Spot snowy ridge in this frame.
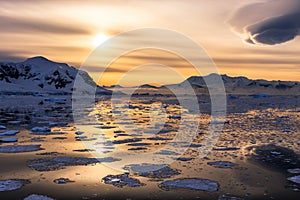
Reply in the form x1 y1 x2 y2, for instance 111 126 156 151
0 56 110 95
168 73 300 95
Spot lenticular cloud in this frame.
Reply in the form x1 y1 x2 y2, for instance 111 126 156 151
228 0 300 45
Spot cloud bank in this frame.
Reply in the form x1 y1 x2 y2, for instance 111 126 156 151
228 0 300 45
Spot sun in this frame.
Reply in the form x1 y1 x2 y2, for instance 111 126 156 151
93 33 108 46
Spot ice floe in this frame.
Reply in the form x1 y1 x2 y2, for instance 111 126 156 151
213 147 240 151
0 130 19 136
218 194 244 200
112 138 142 144
0 179 30 192
27 156 120 171
53 178 75 184
176 157 193 161
0 145 43 153
287 175 300 184
0 137 18 143
207 161 238 168
102 174 145 187
287 168 300 174
23 194 54 200
124 163 180 179
31 126 51 132
160 178 219 192
0 125 6 129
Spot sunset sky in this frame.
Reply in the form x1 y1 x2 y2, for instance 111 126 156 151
0 0 300 85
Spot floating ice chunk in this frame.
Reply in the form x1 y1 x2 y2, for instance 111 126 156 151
43 98 67 103
27 156 120 171
53 178 75 184
0 137 18 143
128 147 147 151
176 157 193 161
0 145 43 153
75 131 84 135
96 125 117 129
207 161 238 168
102 174 144 187
49 122 58 127
8 121 21 125
0 179 30 192
213 147 240 151
218 194 244 200
168 115 181 119
0 130 19 136
160 178 219 192
155 150 180 156
124 163 180 178
148 137 171 141
0 125 6 129
189 143 204 148
287 168 300 174
287 175 300 184
31 131 65 136
73 149 95 152
270 151 281 155
31 126 51 133
23 194 54 200
112 138 142 144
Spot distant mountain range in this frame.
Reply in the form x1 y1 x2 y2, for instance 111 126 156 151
0 56 110 95
107 73 300 95
1 56 299 95
179 73 300 94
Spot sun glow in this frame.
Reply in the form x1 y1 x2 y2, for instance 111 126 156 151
93 33 108 46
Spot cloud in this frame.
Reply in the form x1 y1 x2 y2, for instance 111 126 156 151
228 0 300 45
0 15 90 35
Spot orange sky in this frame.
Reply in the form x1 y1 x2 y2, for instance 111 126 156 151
0 0 299 86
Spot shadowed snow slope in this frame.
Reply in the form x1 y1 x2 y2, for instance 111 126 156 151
0 56 111 95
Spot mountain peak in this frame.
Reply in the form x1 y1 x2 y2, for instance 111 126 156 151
25 56 52 62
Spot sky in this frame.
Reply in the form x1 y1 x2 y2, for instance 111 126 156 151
0 0 300 86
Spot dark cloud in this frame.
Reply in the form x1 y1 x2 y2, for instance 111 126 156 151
228 0 300 45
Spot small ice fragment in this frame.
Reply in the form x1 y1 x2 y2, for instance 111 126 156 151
23 194 54 200
287 175 300 184
0 130 19 136
0 137 18 143
31 126 51 132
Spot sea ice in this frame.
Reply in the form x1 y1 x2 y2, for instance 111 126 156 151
0 125 6 129
0 179 30 192
287 168 300 174
0 145 43 153
23 194 54 200
0 130 19 136
27 156 120 171
102 174 144 187
160 178 219 192
218 194 244 200
53 178 75 184
207 161 239 168
0 137 18 143
287 175 300 184
31 126 51 132
124 163 180 178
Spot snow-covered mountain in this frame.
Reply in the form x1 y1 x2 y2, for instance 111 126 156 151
0 56 111 95
168 73 300 95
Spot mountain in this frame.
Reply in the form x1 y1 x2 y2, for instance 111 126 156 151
166 73 300 95
0 56 111 95
139 84 159 89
